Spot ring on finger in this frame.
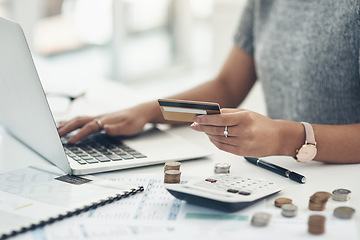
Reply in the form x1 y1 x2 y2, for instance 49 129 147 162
94 119 103 131
224 126 228 137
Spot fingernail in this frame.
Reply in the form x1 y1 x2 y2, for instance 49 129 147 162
190 122 199 130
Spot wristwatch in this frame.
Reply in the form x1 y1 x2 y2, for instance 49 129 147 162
294 122 317 163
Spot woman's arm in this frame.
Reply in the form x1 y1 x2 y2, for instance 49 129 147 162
58 46 257 143
148 45 257 123
191 109 360 164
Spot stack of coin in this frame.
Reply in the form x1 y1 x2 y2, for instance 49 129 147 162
332 188 351 202
333 207 356 219
214 163 231 174
164 170 181 184
308 215 326 235
281 203 298 217
308 192 332 211
164 161 181 172
251 212 272 227
274 197 292 208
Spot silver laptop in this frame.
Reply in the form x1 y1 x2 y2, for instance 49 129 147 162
0 17 210 175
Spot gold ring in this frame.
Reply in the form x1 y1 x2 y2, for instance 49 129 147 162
224 126 228 137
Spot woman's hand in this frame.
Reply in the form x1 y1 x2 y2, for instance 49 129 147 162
57 103 157 143
190 108 302 157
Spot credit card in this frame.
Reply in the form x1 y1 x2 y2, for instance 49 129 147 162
158 99 220 122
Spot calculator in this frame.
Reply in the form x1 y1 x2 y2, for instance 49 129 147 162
165 174 282 212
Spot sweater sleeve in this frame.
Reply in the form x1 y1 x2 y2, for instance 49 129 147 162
234 0 255 56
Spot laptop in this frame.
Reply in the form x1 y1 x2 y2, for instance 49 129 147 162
0 16 211 175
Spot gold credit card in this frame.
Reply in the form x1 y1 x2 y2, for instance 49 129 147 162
158 99 221 122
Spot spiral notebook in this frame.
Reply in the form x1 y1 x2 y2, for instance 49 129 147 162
0 166 144 240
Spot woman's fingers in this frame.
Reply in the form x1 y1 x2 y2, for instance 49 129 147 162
57 105 150 143
194 108 245 126
57 116 95 137
67 120 103 143
191 122 238 137
190 108 282 157
208 136 240 155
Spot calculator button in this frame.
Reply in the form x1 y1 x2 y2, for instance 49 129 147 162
205 178 217 183
227 189 239 194
239 191 251 196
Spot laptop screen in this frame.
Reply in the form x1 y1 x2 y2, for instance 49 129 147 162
0 17 71 174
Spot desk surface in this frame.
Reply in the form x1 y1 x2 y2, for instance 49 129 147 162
0 78 359 239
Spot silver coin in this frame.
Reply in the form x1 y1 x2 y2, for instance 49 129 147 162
281 203 297 212
333 189 351 195
333 206 355 219
214 162 231 174
332 188 351 202
282 211 297 217
281 204 298 217
251 212 271 227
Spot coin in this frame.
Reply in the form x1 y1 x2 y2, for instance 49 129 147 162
281 203 297 217
333 206 356 219
164 161 181 172
332 188 351 202
308 215 326 235
308 192 331 211
251 212 272 227
308 201 325 211
274 197 292 208
214 163 231 174
310 192 332 203
164 170 181 184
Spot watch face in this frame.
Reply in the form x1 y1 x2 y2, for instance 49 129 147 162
297 144 317 163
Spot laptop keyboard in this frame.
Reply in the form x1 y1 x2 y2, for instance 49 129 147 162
62 133 147 165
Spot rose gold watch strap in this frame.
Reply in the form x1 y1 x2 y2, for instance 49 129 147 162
301 122 316 145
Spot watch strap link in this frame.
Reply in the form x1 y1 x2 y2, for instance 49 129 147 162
301 122 316 145
294 122 317 163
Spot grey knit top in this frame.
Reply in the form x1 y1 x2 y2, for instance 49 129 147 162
234 0 360 125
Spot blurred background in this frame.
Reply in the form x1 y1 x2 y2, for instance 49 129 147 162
0 0 265 117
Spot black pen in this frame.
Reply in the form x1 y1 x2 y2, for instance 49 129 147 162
244 157 306 184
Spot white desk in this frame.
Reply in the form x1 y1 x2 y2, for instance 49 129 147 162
0 78 359 239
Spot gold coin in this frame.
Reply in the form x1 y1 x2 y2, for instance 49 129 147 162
308 215 326 235
308 201 326 211
274 197 292 208
164 170 181 184
310 192 332 203
164 161 181 172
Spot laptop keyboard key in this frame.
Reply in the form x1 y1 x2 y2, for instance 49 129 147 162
96 156 111 162
85 159 99 164
108 154 122 161
122 155 135 160
77 160 88 165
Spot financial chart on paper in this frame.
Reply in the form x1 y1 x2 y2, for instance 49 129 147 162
81 175 184 221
